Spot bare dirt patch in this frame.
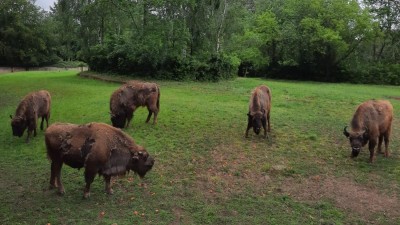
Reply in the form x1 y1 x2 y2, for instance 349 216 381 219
194 143 277 199
282 175 400 219
79 72 127 84
387 96 400 101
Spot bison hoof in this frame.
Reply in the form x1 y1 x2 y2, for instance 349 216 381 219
57 190 65 196
83 192 90 199
106 189 114 195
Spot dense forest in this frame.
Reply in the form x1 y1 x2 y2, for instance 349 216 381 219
0 0 399 84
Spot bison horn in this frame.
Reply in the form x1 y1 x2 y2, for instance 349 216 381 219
343 126 350 137
363 126 369 133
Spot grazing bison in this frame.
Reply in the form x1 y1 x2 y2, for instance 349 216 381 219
343 100 393 163
110 81 160 128
10 90 51 143
45 122 155 198
245 85 272 138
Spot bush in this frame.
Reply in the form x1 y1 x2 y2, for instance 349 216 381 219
86 45 238 82
345 63 400 85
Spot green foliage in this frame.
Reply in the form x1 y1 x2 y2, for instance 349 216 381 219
51 61 87 68
0 0 58 67
2 0 400 84
345 63 400 85
87 36 238 81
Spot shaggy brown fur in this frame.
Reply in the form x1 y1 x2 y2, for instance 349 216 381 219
245 85 271 138
110 81 160 128
45 122 154 198
343 100 393 163
10 90 51 143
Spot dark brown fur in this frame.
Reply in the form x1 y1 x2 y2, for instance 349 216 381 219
343 100 393 163
245 85 272 138
110 81 160 128
10 90 51 142
45 122 154 198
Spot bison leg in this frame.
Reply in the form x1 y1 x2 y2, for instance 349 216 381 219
377 135 383 154
147 105 159 124
46 111 50 128
384 132 390 157
50 161 65 194
245 118 252 138
368 140 377 163
32 115 38 137
125 109 134 128
83 168 97 199
104 175 113 195
40 116 45 130
267 111 271 132
153 111 159 124
146 111 152 123
262 117 267 138
26 129 32 143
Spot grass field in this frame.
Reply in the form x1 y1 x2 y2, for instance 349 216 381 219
0 71 399 224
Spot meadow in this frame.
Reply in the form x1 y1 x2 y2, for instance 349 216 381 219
0 71 399 225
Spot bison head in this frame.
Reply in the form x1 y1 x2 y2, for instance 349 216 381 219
10 116 27 137
130 150 154 178
248 110 265 135
343 126 369 158
110 112 126 128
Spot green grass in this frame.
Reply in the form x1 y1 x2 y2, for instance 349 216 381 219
0 71 399 224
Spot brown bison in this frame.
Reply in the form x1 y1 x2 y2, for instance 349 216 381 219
245 85 272 138
10 90 51 143
343 100 393 163
45 122 155 198
110 81 160 128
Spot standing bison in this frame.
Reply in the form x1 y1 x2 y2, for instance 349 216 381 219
245 85 272 138
343 100 393 163
45 122 155 198
110 81 160 128
10 90 51 143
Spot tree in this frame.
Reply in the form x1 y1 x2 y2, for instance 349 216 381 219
0 0 57 67
363 0 400 62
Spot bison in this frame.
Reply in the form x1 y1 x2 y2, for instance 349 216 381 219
343 100 393 163
45 122 155 198
245 85 272 138
110 81 160 128
10 90 51 143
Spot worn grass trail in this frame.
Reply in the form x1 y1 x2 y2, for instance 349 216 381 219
0 71 399 224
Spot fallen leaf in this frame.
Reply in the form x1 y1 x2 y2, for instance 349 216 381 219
99 211 105 218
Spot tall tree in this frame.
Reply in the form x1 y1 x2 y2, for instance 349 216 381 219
0 0 57 67
364 0 400 62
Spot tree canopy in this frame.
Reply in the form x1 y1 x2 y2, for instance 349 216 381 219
1 0 399 84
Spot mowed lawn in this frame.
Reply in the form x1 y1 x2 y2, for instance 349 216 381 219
0 71 399 224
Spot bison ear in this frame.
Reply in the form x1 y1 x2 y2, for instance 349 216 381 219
343 126 350 138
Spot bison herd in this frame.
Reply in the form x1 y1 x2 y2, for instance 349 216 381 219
9 81 394 198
